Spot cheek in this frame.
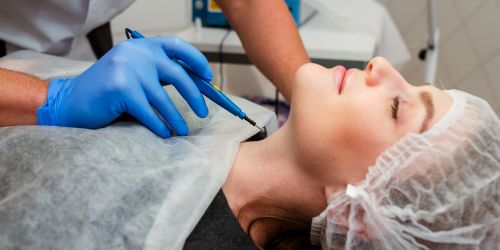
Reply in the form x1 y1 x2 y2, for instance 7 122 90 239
289 82 398 182
335 117 387 159
328 99 396 181
288 99 340 178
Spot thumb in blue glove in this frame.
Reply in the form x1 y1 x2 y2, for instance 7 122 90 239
37 37 213 138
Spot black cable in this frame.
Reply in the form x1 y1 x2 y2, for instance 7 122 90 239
0 39 6 58
125 28 132 39
219 28 232 90
275 88 280 117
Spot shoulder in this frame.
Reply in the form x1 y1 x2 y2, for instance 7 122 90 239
184 190 258 250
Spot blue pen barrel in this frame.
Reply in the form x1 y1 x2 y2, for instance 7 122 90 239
126 28 250 122
195 77 247 119
182 67 247 120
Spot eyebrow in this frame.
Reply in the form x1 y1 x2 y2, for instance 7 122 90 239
419 91 435 133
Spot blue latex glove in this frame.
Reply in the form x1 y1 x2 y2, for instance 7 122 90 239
37 37 212 138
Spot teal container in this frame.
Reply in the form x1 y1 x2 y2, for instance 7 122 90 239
192 0 302 27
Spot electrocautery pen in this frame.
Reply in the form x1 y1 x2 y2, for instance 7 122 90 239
125 28 265 133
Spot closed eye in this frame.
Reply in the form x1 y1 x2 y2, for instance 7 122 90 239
391 97 399 119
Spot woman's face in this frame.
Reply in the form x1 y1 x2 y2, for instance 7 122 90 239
289 57 452 187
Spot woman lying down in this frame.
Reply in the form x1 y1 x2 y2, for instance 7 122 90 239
0 56 499 250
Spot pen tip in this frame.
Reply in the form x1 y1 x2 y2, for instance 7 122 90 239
256 126 266 134
244 116 265 133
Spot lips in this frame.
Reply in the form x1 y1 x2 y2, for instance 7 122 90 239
334 66 357 94
343 68 356 91
334 66 346 94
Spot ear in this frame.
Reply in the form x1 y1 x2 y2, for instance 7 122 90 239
328 203 370 241
350 206 370 240
325 196 372 242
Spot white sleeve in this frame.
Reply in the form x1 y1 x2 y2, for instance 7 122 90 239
0 0 134 56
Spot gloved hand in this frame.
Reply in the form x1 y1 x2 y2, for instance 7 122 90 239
37 37 212 138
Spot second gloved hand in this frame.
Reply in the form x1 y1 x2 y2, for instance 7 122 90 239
37 37 213 138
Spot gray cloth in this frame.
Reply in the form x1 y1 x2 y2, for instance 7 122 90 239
0 50 277 249
184 190 258 250
0 97 276 250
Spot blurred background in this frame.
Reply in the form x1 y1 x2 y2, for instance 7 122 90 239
110 0 500 116
378 0 500 116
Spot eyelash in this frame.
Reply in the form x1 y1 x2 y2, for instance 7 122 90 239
391 97 400 119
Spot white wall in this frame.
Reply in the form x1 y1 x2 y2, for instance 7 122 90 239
377 0 500 116
111 0 190 41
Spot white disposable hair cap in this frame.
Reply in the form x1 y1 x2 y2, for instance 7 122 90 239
311 90 500 250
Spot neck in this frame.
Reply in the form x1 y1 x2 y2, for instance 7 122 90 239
222 123 327 245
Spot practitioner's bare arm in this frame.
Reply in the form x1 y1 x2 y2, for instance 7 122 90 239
216 0 310 102
0 68 48 126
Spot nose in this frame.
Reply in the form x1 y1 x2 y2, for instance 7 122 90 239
364 57 393 87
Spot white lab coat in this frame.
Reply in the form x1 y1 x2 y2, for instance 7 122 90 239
0 0 135 61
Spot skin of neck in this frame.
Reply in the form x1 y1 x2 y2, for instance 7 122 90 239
222 123 333 245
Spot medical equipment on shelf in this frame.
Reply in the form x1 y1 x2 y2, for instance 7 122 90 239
192 0 302 27
419 0 439 84
125 28 265 134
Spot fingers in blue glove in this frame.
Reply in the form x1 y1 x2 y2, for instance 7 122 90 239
154 37 213 82
156 59 209 118
125 90 172 138
143 79 189 136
